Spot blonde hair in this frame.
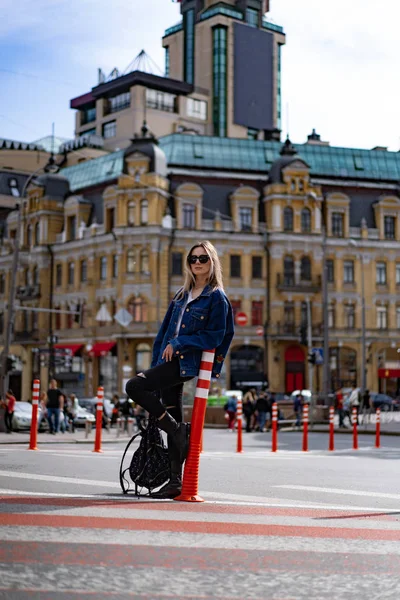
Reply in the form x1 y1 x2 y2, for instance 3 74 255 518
176 240 224 300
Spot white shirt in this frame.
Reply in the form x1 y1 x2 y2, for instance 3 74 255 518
174 291 193 337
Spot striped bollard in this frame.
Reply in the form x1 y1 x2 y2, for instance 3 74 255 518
236 395 243 453
28 379 40 451
175 349 215 503
302 404 309 452
93 386 104 453
328 406 335 452
352 406 358 450
375 407 381 449
271 402 278 452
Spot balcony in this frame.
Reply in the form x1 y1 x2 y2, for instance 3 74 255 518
269 322 323 340
276 274 321 294
16 285 40 300
14 329 40 343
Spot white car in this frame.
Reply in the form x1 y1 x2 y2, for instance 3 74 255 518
289 390 312 404
12 402 57 431
73 406 96 427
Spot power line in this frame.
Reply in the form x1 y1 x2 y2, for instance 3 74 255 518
0 68 75 88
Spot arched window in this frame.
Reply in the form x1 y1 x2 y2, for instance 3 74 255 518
128 201 135 226
127 249 136 273
136 343 151 372
300 256 311 281
140 249 149 274
283 256 294 286
283 206 293 232
127 297 148 322
34 222 40 245
68 262 75 285
301 208 311 233
140 199 148 225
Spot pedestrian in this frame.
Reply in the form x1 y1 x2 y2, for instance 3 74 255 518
224 395 237 431
68 393 79 433
362 389 371 423
293 393 303 428
46 379 64 434
243 389 256 432
348 384 360 425
335 387 347 428
256 391 270 432
4 390 16 434
37 391 48 431
125 240 234 499
111 393 121 427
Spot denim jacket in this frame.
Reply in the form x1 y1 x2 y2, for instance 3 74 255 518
151 285 235 378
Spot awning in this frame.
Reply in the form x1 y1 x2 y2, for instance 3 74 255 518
378 368 400 379
90 342 116 357
54 344 83 356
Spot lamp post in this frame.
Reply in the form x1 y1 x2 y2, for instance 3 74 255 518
1 158 59 399
349 239 366 393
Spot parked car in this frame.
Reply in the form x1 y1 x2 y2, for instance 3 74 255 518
73 406 96 427
370 393 400 412
78 397 113 427
11 402 63 432
289 390 312 404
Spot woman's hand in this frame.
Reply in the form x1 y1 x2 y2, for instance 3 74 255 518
162 344 174 362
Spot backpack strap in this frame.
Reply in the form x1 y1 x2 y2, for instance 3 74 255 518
119 430 142 494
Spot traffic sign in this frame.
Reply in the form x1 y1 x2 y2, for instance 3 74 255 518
312 347 324 365
235 312 248 326
256 326 264 336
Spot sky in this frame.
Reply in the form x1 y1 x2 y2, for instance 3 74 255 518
1 0 400 150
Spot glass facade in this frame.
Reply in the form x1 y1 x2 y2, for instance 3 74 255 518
184 9 195 84
213 26 227 137
246 8 259 27
165 46 170 77
276 44 282 130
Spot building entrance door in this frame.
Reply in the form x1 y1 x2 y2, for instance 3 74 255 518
285 346 305 393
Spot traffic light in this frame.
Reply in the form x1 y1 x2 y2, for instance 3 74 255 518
308 352 316 365
74 303 84 327
6 356 17 373
300 324 307 346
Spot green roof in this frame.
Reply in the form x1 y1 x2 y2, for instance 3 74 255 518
159 134 400 182
61 149 124 192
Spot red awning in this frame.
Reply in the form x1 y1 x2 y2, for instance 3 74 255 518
378 368 400 379
54 344 83 356
90 342 116 357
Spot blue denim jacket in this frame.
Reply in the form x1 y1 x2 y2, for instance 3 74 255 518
151 285 235 378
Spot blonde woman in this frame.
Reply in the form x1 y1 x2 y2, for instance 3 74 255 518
126 240 234 498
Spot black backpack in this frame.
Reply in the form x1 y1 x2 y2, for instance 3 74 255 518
119 415 170 496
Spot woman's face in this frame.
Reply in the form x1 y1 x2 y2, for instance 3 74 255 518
188 246 211 279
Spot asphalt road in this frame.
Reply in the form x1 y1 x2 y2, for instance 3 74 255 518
1 429 400 599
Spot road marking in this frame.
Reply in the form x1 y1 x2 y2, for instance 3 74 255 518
275 485 400 500
0 470 118 489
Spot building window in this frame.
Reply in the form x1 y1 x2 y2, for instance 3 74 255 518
80 260 87 283
328 304 335 328
252 256 262 279
230 300 241 319
112 255 118 278
230 255 241 278
140 199 148 225
127 297 148 323
384 216 396 239
172 252 183 276
56 264 62 287
187 98 207 120
283 206 293 232
247 128 258 140
184 8 195 84
377 306 387 329
300 256 311 281
213 26 227 137
26 224 32 247
108 92 130 114
0 274 4 295
8 178 20 197
165 46 170 77
283 302 295 332
81 105 96 125
140 249 149 274
24 268 30 286
105 208 115 232
128 201 135 226
146 89 177 112
251 301 263 326
327 259 334 283
246 7 259 27
301 208 311 233
32 266 39 286
238 207 252 232
396 264 400 285
68 262 75 285
136 343 151 372
376 262 387 285
67 215 76 241
345 305 355 329
127 249 136 273
301 301 308 325
182 204 195 229
331 212 344 237
396 307 400 330
33 222 40 245
343 260 354 283
100 256 107 281
102 120 116 139
283 256 294 286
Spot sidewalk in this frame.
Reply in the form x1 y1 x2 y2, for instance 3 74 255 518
281 412 400 436
0 428 135 445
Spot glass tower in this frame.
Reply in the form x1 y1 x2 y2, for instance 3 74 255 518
184 8 195 84
213 26 227 137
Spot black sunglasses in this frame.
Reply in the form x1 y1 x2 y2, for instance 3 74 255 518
188 254 210 264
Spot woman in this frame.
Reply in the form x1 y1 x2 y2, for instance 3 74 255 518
126 240 234 499
4 390 16 434
243 389 257 432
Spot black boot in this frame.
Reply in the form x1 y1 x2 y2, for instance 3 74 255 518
157 412 190 465
151 443 182 499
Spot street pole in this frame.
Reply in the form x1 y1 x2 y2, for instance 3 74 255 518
360 253 367 394
322 220 330 403
306 297 314 427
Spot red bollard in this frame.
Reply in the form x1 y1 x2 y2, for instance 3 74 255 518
93 386 104 453
175 349 215 503
236 395 243 453
28 380 40 451
328 406 335 452
375 408 381 449
352 406 358 450
271 402 278 452
302 404 309 452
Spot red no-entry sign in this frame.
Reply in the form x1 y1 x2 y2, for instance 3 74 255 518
235 312 248 326
256 326 264 336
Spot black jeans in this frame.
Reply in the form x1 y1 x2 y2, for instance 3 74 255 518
5 411 13 432
125 358 194 422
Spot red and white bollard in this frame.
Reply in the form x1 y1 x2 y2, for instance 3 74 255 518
375 407 381 449
328 406 335 452
302 404 309 452
352 406 358 450
236 395 243 453
271 402 278 452
93 386 104 453
28 379 40 451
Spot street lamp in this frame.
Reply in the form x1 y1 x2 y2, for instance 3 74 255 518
349 239 367 394
1 157 59 398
